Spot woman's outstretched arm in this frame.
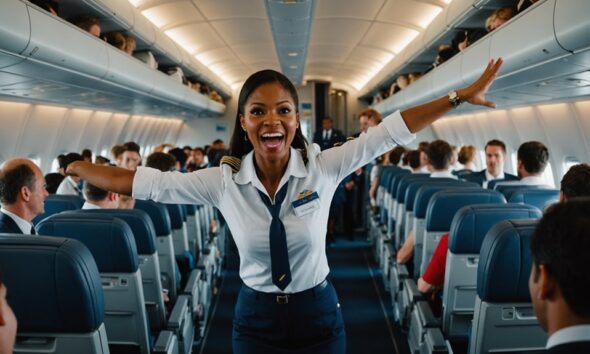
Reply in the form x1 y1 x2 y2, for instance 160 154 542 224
66 162 135 195
401 58 503 133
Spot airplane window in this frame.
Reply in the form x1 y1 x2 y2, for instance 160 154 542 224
564 157 581 173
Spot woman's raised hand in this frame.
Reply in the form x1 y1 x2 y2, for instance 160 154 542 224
459 58 503 108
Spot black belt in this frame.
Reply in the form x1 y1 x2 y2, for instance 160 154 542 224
242 279 329 304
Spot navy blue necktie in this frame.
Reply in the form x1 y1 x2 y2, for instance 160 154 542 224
258 182 291 291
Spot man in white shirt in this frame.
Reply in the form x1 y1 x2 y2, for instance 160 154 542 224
82 182 119 210
0 159 48 234
56 153 83 196
529 200 590 353
495 141 552 188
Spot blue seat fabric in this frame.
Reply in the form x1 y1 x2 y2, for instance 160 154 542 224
135 200 172 236
508 189 559 210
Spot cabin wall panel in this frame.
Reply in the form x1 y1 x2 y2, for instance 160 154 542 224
78 111 114 154
572 101 590 162
0 102 32 161
97 113 131 156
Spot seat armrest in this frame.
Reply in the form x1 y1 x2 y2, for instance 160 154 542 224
168 294 195 354
168 295 190 331
424 328 451 353
153 330 179 354
182 269 201 316
403 279 424 303
416 301 440 328
397 263 409 279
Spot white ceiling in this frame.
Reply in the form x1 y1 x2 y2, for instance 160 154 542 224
130 0 450 92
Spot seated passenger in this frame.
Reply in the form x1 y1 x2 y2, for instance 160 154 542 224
30 0 58 16
418 141 431 173
44 172 65 194
69 15 101 38
81 148 92 163
498 141 550 187
453 144 476 176
94 155 110 166
119 142 141 209
111 144 125 167
186 147 207 172
396 140 455 264
0 159 48 234
82 183 119 210
416 162 590 294
529 199 590 353
463 139 518 187
487 7 516 32
146 152 176 172
56 153 83 196
405 150 422 173
0 274 17 354
168 148 188 172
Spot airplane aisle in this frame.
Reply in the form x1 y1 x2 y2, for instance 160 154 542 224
200 236 409 354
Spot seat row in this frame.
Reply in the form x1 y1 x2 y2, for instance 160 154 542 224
369 166 559 353
0 195 224 354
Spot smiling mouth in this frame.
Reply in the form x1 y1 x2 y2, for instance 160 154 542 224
260 132 285 149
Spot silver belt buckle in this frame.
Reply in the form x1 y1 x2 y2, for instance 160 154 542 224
276 295 289 304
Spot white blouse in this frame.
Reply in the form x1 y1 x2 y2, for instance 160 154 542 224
133 110 415 293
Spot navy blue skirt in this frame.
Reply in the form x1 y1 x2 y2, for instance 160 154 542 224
232 279 346 353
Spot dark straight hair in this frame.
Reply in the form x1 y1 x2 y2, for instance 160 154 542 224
229 70 308 159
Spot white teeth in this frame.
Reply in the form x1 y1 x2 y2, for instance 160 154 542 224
262 132 284 138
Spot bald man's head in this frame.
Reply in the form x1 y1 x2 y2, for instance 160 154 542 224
0 159 47 220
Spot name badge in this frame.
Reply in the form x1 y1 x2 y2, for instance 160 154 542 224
291 190 320 217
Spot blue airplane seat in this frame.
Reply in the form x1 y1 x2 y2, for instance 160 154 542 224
36 216 151 353
470 219 547 353
32 194 84 225
0 235 108 354
495 184 545 200
508 188 560 211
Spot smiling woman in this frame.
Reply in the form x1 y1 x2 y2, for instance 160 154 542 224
66 58 502 354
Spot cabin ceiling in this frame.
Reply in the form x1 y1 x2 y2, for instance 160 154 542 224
130 0 449 91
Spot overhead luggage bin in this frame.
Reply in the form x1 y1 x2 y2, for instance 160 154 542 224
0 1 30 69
105 43 156 95
431 55 463 100
153 30 182 66
423 7 449 49
460 35 491 88
132 8 157 47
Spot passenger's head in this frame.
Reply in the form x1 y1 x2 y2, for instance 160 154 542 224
458 145 476 166
212 139 225 150
229 69 306 161
111 144 125 167
425 140 453 171
84 183 118 209
104 32 127 51
146 152 176 172
70 15 101 37
321 117 333 130
484 139 507 177
125 36 136 55
0 273 17 354
94 156 110 166
168 148 187 171
529 199 590 334
388 146 407 166
81 149 92 163
44 172 65 194
122 141 141 171
517 141 549 177
488 7 515 31
559 163 590 202
193 147 205 166
396 75 409 90
406 150 422 171
0 159 48 221
358 109 382 133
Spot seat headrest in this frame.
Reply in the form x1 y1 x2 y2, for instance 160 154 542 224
425 190 506 229
396 174 431 202
508 189 559 210
0 235 104 333
165 204 184 229
134 200 172 236
449 204 542 254
33 195 84 225
388 170 412 194
180 204 188 221
37 216 139 273
62 209 157 255
477 219 538 302
496 184 544 200
407 181 478 213
184 204 196 216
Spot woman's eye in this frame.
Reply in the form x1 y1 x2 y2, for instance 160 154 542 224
250 108 264 116
279 107 291 114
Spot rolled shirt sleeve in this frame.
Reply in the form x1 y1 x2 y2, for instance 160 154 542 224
318 110 415 182
132 166 224 206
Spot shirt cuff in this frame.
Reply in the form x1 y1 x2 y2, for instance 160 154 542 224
132 166 159 200
381 110 416 146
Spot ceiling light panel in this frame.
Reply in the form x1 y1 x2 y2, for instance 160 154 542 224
377 0 443 29
266 0 315 86
362 23 419 54
141 2 203 29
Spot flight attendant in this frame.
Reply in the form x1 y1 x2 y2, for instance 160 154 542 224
66 58 503 353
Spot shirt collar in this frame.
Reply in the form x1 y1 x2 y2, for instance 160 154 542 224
520 175 546 185
0 207 33 234
485 169 505 181
82 201 102 210
430 170 456 179
547 325 590 348
234 147 308 186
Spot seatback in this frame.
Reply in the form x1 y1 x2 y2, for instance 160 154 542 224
166 204 190 257
64 209 167 331
442 204 542 341
386 169 412 234
470 220 547 353
394 174 431 238
422 190 506 274
378 166 403 224
183 204 202 257
37 216 151 354
32 194 84 224
496 184 544 200
0 235 108 354
508 188 559 210
135 199 178 301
